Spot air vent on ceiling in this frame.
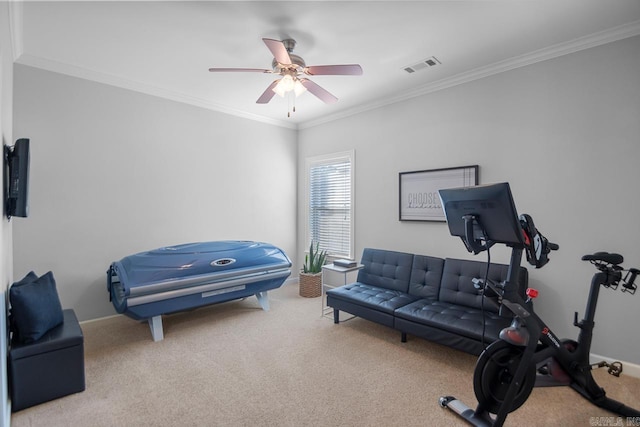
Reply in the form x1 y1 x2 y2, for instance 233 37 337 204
403 56 441 74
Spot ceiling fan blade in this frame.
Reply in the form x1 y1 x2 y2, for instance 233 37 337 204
262 38 292 65
256 80 280 104
209 68 271 73
299 78 338 104
304 64 363 76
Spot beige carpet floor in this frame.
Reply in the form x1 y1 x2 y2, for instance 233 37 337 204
11 283 640 426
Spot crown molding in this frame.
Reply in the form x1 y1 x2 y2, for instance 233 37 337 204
8 1 24 62
299 19 640 130
12 17 640 132
14 53 297 130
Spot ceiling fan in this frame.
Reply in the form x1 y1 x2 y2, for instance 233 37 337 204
209 38 362 110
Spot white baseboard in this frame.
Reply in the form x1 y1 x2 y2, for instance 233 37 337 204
80 286 640 380
82 281 302 325
284 277 299 285
1 291 9 427
591 352 640 379
78 313 122 325
2 404 7 427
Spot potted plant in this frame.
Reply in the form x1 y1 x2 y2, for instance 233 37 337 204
299 241 327 298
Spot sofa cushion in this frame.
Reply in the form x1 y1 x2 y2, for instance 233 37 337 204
356 248 414 293
439 258 526 313
326 283 418 314
394 298 512 342
408 255 444 299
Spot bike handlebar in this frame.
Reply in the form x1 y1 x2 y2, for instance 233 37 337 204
519 213 557 268
624 269 639 294
499 213 635 295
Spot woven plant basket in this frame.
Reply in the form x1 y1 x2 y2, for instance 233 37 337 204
299 272 322 298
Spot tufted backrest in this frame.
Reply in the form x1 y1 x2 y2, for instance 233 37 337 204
357 248 414 293
439 258 528 313
408 255 445 299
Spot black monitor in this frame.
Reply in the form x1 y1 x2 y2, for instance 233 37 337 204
4 138 30 219
438 182 523 253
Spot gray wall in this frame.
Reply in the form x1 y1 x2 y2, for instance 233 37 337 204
12 65 298 321
298 35 640 364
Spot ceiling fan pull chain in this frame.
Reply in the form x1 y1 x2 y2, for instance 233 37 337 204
287 91 295 117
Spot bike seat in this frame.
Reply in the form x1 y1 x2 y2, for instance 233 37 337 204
582 252 624 265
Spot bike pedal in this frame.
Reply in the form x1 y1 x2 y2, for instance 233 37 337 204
608 361 623 377
590 361 608 371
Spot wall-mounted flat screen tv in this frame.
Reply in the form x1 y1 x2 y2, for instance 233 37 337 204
4 138 30 219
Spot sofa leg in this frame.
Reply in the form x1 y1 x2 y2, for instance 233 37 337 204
333 308 339 324
401 332 407 343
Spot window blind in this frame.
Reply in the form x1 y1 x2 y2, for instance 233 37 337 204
308 156 352 258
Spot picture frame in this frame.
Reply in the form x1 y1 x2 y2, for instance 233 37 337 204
399 165 478 221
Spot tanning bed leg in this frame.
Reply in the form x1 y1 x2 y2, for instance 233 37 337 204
148 315 164 341
255 291 270 311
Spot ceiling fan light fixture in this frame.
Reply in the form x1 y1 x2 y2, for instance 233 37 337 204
273 74 307 98
273 74 295 97
293 79 307 96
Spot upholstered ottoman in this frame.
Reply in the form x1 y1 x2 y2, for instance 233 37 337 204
9 309 85 411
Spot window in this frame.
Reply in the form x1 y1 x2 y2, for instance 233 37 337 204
306 151 354 259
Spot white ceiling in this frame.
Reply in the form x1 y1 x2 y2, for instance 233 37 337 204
11 1 640 129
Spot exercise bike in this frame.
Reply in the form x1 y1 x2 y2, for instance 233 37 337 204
436 182 640 427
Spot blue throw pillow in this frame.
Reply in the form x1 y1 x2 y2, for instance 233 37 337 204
9 271 64 344
8 271 39 339
12 271 38 287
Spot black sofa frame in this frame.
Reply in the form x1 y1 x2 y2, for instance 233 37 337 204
327 248 528 355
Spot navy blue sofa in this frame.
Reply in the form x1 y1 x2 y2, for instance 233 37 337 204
326 248 528 355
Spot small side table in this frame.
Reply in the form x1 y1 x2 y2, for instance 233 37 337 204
321 263 363 319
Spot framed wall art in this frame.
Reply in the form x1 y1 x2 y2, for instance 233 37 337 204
399 165 478 221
